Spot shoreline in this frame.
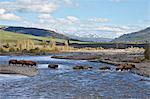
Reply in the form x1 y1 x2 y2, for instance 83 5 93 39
0 51 67 56
0 64 38 76
51 49 150 77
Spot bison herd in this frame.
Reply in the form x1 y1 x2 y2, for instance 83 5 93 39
9 60 135 71
9 60 37 67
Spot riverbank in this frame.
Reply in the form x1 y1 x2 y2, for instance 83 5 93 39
0 64 38 76
51 48 150 77
0 51 64 56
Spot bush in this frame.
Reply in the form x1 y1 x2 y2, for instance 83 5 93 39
22 49 28 53
0 47 4 52
29 47 40 53
51 47 59 52
0 47 9 52
144 43 150 60
3 43 9 48
9 47 16 52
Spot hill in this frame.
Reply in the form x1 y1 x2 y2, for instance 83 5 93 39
0 30 67 43
0 29 90 45
112 27 150 43
2 26 71 40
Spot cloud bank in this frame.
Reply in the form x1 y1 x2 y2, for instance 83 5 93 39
0 0 146 38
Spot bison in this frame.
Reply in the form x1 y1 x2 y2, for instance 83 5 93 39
116 63 135 71
48 64 58 69
73 65 93 70
9 60 18 65
99 66 111 70
24 61 36 66
9 59 37 67
17 60 26 66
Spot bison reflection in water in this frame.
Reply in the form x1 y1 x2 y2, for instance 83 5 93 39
9 60 37 66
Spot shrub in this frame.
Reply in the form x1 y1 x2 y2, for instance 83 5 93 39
22 49 28 53
144 43 150 60
0 47 4 52
49 38 56 50
29 47 40 53
0 47 9 52
9 47 16 52
3 43 9 48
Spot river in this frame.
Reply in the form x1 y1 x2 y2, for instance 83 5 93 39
0 55 150 99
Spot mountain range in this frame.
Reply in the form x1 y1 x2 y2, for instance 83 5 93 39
69 35 112 42
0 25 149 43
0 25 112 42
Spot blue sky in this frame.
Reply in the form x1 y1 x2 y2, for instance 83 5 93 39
0 0 149 38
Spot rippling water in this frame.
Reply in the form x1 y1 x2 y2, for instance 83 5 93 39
0 55 150 99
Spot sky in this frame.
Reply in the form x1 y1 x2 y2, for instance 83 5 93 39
0 0 149 38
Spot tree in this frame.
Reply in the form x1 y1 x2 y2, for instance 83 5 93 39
50 38 56 51
144 43 150 60
64 40 69 50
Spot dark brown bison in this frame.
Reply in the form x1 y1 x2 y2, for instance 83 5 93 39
18 60 36 66
73 65 93 70
116 63 135 71
17 60 36 66
73 65 84 70
24 61 36 66
99 66 111 70
9 59 37 66
9 60 18 65
48 64 58 69
123 64 135 70
17 60 26 66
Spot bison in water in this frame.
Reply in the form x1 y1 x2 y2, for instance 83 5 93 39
48 64 58 69
9 60 37 66
73 65 93 70
9 60 18 65
17 60 26 66
116 63 135 71
24 61 36 66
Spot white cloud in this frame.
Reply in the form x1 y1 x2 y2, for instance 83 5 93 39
38 14 52 19
64 0 72 5
0 0 143 39
0 8 21 21
63 0 79 7
89 17 109 23
94 25 144 37
0 0 80 14
67 16 79 22
0 13 21 21
0 8 5 14
0 0 59 14
37 15 79 26
36 13 142 38
96 26 124 32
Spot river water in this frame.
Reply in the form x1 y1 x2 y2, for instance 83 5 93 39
0 55 150 99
